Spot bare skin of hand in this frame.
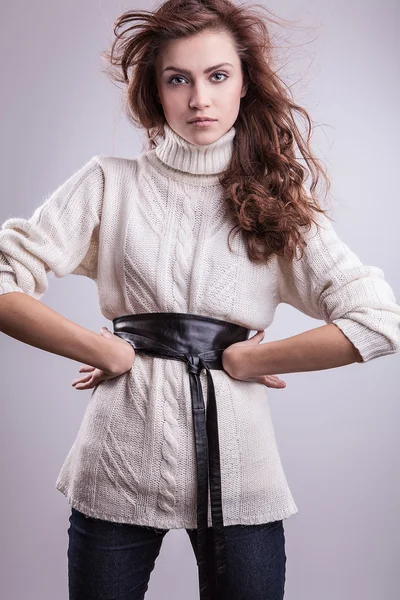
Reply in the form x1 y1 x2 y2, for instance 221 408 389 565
72 327 136 391
72 328 285 391
222 330 286 389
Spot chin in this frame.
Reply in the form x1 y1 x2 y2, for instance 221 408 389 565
169 122 222 145
187 125 220 139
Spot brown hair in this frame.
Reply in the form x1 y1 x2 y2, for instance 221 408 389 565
101 0 333 265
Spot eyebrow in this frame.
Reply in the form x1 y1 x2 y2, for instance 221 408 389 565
162 62 234 75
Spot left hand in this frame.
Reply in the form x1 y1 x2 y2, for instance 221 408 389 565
222 330 286 389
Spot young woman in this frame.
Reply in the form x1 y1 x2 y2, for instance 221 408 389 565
0 1 399 599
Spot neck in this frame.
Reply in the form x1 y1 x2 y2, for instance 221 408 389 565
151 122 236 176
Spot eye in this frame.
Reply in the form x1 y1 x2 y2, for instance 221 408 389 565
168 75 186 85
167 71 229 85
212 72 228 82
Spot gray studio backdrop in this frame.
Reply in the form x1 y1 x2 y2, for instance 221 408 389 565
0 1 398 599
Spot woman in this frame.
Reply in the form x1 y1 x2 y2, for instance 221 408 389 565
0 1 399 599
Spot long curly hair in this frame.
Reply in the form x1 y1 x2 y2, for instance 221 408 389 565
101 0 333 265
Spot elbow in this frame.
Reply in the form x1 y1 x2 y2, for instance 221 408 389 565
331 315 400 363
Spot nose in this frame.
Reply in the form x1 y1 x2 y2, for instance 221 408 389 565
189 82 211 109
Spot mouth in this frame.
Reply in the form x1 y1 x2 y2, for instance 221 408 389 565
188 119 217 127
188 118 217 123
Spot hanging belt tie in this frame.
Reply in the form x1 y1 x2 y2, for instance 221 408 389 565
185 352 227 599
112 312 251 600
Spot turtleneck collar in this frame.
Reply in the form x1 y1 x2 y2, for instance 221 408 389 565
152 122 236 177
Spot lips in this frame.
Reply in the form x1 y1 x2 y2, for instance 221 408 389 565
188 118 216 123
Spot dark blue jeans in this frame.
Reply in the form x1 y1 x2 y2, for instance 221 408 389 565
67 507 286 599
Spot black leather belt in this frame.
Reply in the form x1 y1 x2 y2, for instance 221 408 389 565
112 312 251 600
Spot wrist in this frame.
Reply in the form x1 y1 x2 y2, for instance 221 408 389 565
100 334 135 376
241 343 271 379
83 332 113 372
228 344 254 380
240 344 258 379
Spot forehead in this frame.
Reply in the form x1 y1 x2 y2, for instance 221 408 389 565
156 30 239 71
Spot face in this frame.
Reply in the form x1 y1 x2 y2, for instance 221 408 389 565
155 29 247 145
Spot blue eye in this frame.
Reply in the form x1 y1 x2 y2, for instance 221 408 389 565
167 72 228 85
212 72 228 82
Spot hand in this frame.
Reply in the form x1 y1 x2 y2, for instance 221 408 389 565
71 326 136 391
222 330 286 389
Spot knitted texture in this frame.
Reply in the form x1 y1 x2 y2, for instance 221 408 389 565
1 122 399 528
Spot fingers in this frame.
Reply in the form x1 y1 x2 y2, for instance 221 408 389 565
248 330 265 344
100 326 114 339
72 366 108 390
74 381 94 390
246 374 286 388
73 378 95 390
265 376 286 388
267 375 284 383
72 373 93 387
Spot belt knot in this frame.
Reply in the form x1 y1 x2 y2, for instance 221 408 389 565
185 353 205 375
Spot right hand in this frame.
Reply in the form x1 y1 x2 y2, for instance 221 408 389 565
71 326 136 391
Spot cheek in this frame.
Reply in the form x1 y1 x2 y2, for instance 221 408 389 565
222 79 244 99
224 88 244 108
158 87 182 107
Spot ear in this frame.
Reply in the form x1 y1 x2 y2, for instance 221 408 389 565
240 81 248 98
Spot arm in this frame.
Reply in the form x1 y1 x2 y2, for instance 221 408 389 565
232 323 362 379
0 292 125 374
0 156 129 375
230 211 400 380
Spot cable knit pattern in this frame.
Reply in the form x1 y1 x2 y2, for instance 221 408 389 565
172 182 197 312
157 361 180 516
1 121 399 528
157 180 198 518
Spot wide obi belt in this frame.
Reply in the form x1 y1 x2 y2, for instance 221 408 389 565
112 312 251 600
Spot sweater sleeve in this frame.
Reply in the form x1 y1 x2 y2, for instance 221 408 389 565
0 155 104 300
276 210 400 363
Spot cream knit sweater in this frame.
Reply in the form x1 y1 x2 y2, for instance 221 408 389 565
1 123 399 528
